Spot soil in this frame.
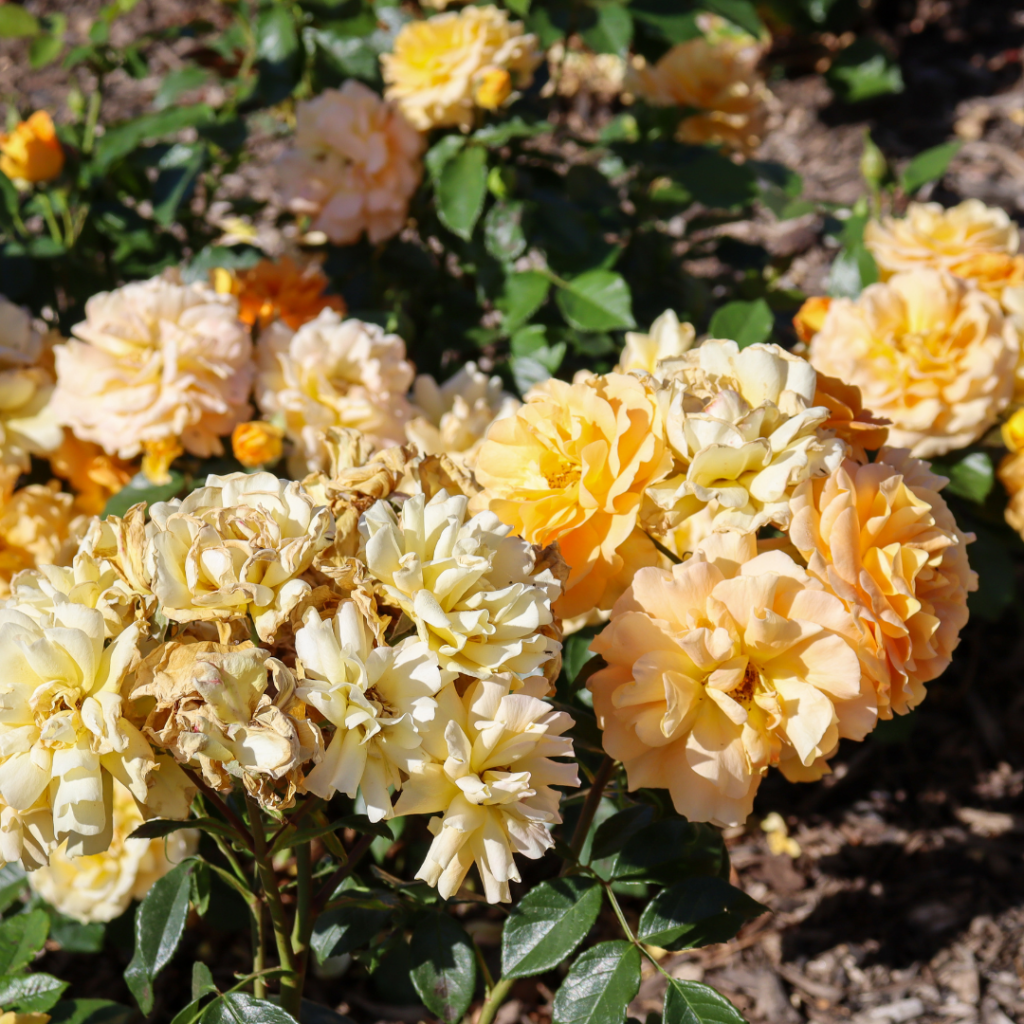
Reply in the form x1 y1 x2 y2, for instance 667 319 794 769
5 0 1024 1022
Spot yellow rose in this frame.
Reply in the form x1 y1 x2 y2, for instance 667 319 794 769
807 269 1018 458
232 420 284 468
1002 407 1024 454
474 372 673 622
381 6 540 131
0 112 64 184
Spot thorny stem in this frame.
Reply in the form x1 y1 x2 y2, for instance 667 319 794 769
245 793 301 1017
562 755 615 874
312 832 375 914
185 769 254 852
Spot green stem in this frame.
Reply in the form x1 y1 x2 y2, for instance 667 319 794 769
291 841 313 1007
245 793 300 1017
186 769 254 853
38 192 63 245
82 87 102 155
312 832 374 914
251 896 267 1000
562 755 614 874
475 976 514 1024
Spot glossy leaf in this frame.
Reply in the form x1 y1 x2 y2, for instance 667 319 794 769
0 864 27 915
92 105 215 172
0 972 68 1013
437 146 488 240
484 200 527 263
637 877 766 950
556 270 635 331
900 141 962 194
702 0 764 36
499 271 551 333
708 299 773 348
936 450 994 505
199 994 300 1024
502 876 603 979
311 881 391 964
255 5 302 105
103 471 185 520
0 910 50 974
153 143 207 226
610 820 730 884
552 941 641 1024
663 979 747 1024
409 914 477 1024
581 4 632 56
125 859 196 1014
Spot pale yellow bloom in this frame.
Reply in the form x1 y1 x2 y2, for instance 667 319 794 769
0 604 173 862
0 483 81 600
361 490 561 684
588 532 877 827
790 449 976 718
626 15 770 154
0 1011 50 1024
381 6 540 131
28 779 197 923
807 269 1018 458
146 472 334 642
475 373 672 621
647 340 847 535
276 82 424 246
53 273 253 461
213 256 346 331
393 676 577 903
133 640 317 803
295 603 443 819
255 311 415 477
864 200 1022 298
232 421 284 469
0 111 63 183
406 362 519 470
543 43 625 99
617 310 695 375
761 812 800 858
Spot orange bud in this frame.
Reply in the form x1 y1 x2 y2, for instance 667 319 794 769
0 111 64 184
232 421 284 468
793 296 831 343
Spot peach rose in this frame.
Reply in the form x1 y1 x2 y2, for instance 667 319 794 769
588 532 877 827
807 269 1017 458
474 372 673 621
790 449 976 718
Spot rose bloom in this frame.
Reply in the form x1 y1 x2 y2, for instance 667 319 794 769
53 273 253 461
361 489 561 684
626 15 770 154
276 82 423 246
255 310 415 476
812 373 889 462
29 779 198 923
0 1010 50 1024
381 5 541 131
232 420 284 469
998 449 1024 539
146 471 334 643
0 111 64 183
616 309 695 375
213 256 345 331
647 340 847 536
790 449 976 718
405 362 519 470
0 483 81 600
475 372 673 622
588 532 877 828
295 603 442 820
48 432 132 517
394 676 577 903
807 269 1018 458
864 199 1024 302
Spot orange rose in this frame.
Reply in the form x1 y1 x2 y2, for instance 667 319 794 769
0 111 64 184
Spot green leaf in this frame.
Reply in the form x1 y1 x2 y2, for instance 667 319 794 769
437 146 488 240
0 864 27 914
484 201 527 263
638 877 766 951
256 5 301 104
581 4 632 57
0 7 39 37
48 1000 134 1024
92 105 215 172
556 270 635 331
425 135 466 184
900 141 962 194
129 817 229 841
0 972 68 1013
499 271 551 333
125 859 196 1015
932 450 994 505
672 151 758 210
702 0 764 36
552 941 641 1024
590 805 655 862
827 39 904 104
964 520 1015 623
103 470 185 519
199 994 300 1023
707 299 773 348
46 913 105 954
827 244 878 298
629 6 701 44
0 910 50 974
563 630 597 687
409 914 477 1024
311 879 391 964
154 66 212 110
153 142 207 226
192 962 216 1001
29 33 64 69
664 979 746 1024
474 117 547 147
511 355 555 394
501 877 603 979
609 820 729 885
